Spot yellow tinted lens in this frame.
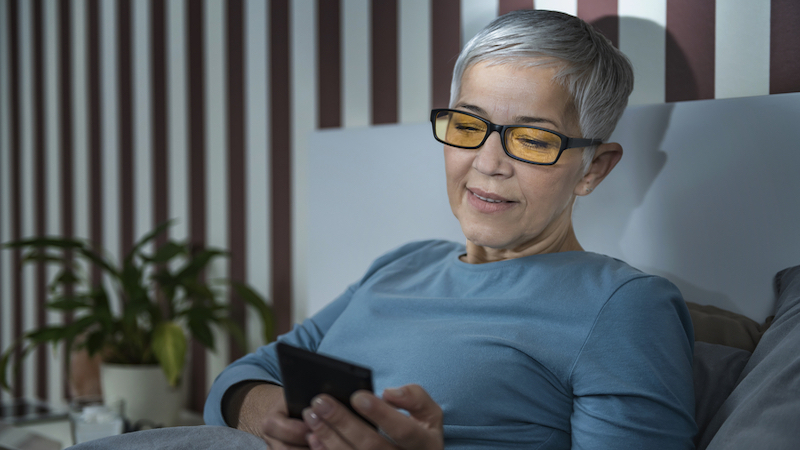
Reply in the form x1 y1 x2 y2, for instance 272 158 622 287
506 127 562 163
435 111 487 148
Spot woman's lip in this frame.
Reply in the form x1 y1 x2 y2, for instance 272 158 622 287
467 187 513 203
466 188 516 213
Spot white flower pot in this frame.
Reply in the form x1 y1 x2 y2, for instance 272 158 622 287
100 363 183 428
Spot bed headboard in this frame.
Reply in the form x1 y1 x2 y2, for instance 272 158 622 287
305 93 800 321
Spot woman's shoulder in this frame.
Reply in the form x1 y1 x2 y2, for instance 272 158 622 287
516 250 650 281
524 251 681 304
567 252 687 316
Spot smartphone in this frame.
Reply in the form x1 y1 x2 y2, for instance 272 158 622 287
276 342 374 422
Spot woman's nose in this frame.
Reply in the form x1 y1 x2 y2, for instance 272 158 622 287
472 131 512 177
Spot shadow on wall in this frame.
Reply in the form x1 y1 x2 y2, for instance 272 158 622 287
574 17 694 258
590 15 699 105
574 15 695 236
576 17 737 312
630 92 800 319
577 18 800 320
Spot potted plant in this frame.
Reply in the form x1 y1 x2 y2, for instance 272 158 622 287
0 220 274 427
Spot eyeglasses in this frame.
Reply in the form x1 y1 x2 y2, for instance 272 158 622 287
430 109 602 166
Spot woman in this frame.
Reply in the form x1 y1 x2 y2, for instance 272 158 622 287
204 10 696 450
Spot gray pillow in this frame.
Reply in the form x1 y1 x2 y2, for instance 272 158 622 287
700 265 800 450
692 342 751 448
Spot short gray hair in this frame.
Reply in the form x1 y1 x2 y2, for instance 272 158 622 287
450 10 634 169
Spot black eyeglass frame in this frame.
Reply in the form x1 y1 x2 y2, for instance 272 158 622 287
430 108 603 166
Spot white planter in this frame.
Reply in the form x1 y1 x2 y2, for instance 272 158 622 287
100 363 183 428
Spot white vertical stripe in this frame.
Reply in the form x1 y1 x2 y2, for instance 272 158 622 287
18 0 37 400
245 0 270 347
618 0 666 105
167 0 190 406
0 0 13 396
291 0 317 323
461 0 497 46
535 0 578 16
168 0 188 242
204 0 229 389
44 0 65 407
399 0 431 124
101 0 120 314
73 0 90 243
342 0 369 128
715 0 770 99
133 0 153 244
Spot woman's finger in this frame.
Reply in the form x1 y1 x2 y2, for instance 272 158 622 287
364 385 443 449
303 398 377 449
381 385 443 430
262 415 313 447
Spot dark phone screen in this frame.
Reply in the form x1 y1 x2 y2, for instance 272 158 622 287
277 342 374 423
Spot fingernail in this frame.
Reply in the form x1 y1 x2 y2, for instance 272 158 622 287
312 396 333 417
303 408 321 428
351 392 371 411
308 433 325 450
383 387 404 398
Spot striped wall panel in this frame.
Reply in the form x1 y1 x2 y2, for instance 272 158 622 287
0 0 798 414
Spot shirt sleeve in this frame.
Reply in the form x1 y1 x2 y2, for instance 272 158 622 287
202 240 451 427
569 276 697 450
202 282 357 426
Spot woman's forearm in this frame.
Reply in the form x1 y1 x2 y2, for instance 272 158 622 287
223 381 282 430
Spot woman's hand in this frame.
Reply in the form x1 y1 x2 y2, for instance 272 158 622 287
225 382 311 449
302 384 444 450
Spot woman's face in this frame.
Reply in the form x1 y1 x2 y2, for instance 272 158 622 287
444 61 590 259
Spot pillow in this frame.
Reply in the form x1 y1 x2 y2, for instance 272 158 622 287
692 342 751 448
699 265 800 450
686 302 772 352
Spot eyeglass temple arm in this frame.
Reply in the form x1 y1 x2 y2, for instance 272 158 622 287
564 137 603 149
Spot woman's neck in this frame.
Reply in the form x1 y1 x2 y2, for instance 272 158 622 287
462 225 584 264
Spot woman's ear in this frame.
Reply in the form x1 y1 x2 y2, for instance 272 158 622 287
575 142 623 196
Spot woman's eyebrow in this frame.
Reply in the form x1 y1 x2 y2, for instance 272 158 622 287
513 114 560 128
454 103 487 116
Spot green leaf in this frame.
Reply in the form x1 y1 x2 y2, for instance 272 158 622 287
120 261 148 306
151 269 177 305
47 296 92 311
0 343 36 392
232 282 275 343
90 286 112 319
3 236 86 250
26 326 69 344
75 246 121 279
216 317 247 354
144 241 185 264
126 219 174 263
64 315 100 342
152 321 187 387
50 267 82 289
0 346 14 391
181 281 217 302
21 250 69 265
186 314 215 350
84 330 107 356
175 248 228 282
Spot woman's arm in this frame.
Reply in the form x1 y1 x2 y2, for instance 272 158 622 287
204 283 358 427
225 381 311 449
569 276 697 449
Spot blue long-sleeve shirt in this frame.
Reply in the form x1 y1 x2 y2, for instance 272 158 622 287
205 240 697 449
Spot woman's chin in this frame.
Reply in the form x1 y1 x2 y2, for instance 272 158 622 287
461 228 516 251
